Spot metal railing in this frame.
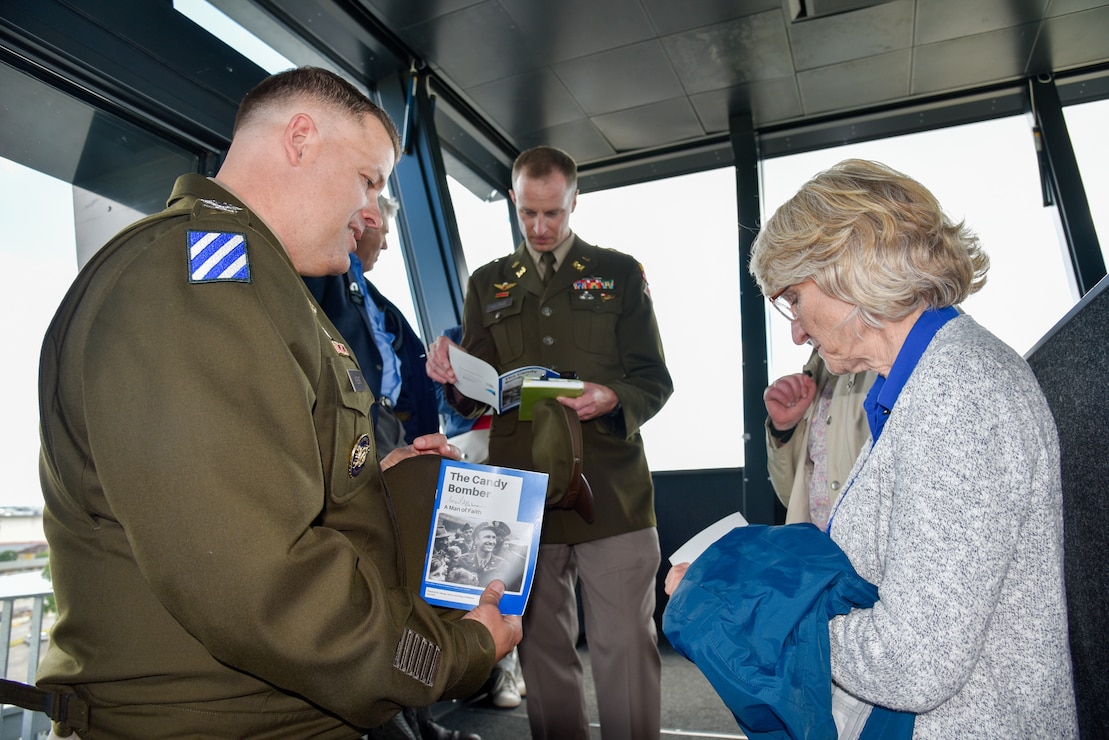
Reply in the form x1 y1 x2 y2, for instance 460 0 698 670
0 574 54 739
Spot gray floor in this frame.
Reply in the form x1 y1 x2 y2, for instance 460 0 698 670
429 641 746 740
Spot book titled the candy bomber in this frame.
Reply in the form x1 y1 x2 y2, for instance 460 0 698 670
420 459 548 616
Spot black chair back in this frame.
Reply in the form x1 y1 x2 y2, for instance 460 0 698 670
1026 274 1109 739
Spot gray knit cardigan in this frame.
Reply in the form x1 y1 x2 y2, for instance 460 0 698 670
828 315 1077 738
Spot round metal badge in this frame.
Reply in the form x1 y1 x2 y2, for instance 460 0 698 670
348 433 372 478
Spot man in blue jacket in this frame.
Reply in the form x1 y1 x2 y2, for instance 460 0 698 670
304 194 439 457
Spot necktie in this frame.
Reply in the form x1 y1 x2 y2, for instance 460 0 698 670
540 251 557 285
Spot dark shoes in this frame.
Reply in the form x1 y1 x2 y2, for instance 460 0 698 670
397 707 480 740
419 719 480 740
530 398 595 523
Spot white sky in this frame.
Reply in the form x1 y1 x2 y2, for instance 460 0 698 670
0 159 77 510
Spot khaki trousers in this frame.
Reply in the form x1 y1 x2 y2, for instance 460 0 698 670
518 527 662 740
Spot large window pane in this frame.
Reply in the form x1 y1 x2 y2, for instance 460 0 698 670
174 0 294 73
360 185 424 340
1063 98 1109 268
449 174 515 280
761 115 1077 385
0 64 198 514
0 159 77 514
574 169 742 472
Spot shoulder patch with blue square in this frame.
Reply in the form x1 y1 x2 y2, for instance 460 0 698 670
187 230 251 283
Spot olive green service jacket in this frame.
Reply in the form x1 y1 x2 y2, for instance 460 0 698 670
458 237 673 545
36 175 494 738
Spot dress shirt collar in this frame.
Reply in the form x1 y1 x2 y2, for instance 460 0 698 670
524 232 575 277
863 306 959 443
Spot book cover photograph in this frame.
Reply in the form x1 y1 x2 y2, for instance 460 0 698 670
421 459 548 615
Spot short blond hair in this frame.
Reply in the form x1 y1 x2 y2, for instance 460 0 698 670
750 159 988 328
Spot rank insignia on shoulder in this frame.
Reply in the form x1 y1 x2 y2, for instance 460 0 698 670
198 198 243 213
348 433 372 478
187 230 251 283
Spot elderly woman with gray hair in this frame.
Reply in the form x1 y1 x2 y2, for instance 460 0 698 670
669 159 1076 737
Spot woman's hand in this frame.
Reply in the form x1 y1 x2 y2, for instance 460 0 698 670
763 372 818 432
665 562 690 596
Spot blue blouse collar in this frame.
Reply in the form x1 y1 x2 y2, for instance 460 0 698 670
863 306 959 442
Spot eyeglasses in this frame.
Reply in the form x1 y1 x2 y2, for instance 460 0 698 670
769 285 798 321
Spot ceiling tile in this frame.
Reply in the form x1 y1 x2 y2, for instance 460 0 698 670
662 10 794 95
1030 4 1109 72
640 0 781 36
798 50 911 114
554 41 684 115
403 2 537 88
592 98 704 151
690 76 803 131
1046 0 1109 14
912 25 1038 95
498 0 655 64
515 119 616 165
368 0 1109 172
466 68 586 136
363 0 486 30
788 0 913 70
914 0 1050 45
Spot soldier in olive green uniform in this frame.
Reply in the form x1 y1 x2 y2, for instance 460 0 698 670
428 146 672 740
36 68 517 739
459 236 671 543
